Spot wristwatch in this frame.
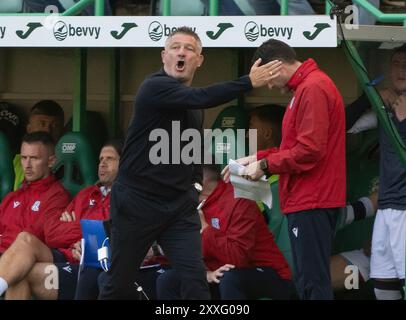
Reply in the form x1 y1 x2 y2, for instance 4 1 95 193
259 159 269 173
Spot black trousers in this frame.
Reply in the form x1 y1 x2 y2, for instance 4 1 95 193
75 267 102 300
75 266 167 300
213 267 293 300
98 182 210 300
157 267 294 300
287 208 337 300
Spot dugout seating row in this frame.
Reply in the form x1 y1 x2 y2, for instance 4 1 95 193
0 110 109 199
0 104 380 297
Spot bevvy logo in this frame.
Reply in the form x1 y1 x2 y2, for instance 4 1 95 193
245 21 293 42
53 21 101 41
149 21 163 41
244 21 259 42
148 21 197 42
53 21 67 41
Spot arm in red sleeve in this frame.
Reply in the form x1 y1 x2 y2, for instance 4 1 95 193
50 196 82 264
257 149 272 160
44 195 81 249
201 199 259 268
45 219 82 250
57 247 76 264
256 147 279 160
266 85 330 174
0 193 13 237
28 189 71 243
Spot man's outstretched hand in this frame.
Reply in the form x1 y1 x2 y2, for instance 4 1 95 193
249 58 282 88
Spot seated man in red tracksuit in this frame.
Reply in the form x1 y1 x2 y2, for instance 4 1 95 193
0 140 121 300
48 139 124 300
0 132 71 299
157 164 293 300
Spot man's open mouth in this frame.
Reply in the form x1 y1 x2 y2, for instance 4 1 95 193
176 60 185 71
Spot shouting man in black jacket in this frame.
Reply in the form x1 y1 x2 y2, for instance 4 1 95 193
98 27 282 299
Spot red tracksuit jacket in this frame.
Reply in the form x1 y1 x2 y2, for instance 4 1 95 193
0 175 71 253
201 180 291 281
45 184 110 264
257 59 346 214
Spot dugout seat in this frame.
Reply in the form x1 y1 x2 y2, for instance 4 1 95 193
269 180 294 270
0 132 14 200
54 131 97 196
210 105 249 169
260 177 294 271
64 111 109 162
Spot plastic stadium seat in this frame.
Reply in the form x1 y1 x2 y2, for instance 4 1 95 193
65 111 109 162
210 106 249 169
269 180 293 269
0 0 23 13
54 132 97 196
260 178 294 271
0 132 14 200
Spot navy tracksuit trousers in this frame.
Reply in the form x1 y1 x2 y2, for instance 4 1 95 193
287 208 337 300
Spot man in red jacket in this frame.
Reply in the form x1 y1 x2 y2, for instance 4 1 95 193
0 140 121 300
0 131 71 298
224 39 346 299
157 164 293 300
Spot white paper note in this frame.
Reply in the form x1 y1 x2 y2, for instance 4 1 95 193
228 159 272 208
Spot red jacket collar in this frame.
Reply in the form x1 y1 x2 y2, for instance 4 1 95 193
22 175 57 192
91 183 111 198
89 184 102 197
203 180 228 208
286 59 319 91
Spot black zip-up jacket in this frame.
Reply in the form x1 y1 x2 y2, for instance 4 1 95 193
117 69 252 200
